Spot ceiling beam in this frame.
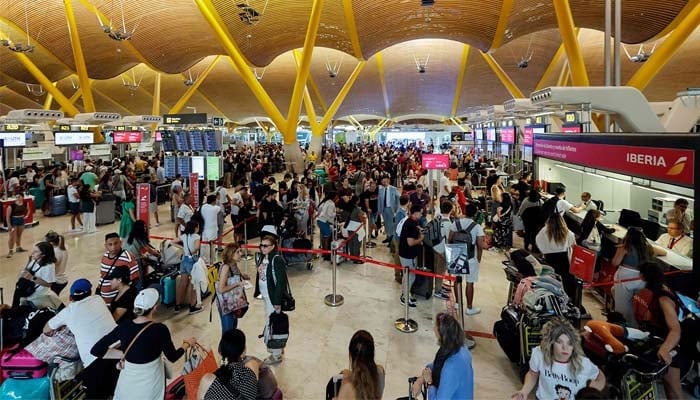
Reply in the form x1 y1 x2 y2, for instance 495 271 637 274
0 17 74 73
376 52 391 118
342 0 364 60
196 0 286 132
59 87 83 112
557 61 570 86
305 69 328 113
152 72 162 116
480 52 525 99
490 0 515 50
169 56 221 114
318 61 366 133
285 0 325 143
64 0 95 112
292 50 320 135
92 87 135 116
451 44 471 117
553 0 590 86
535 30 578 91
196 90 233 122
627 4 700 91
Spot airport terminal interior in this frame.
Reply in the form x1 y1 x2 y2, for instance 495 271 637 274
0 0 699 399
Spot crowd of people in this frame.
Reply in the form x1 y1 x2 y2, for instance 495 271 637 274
0 140 697 400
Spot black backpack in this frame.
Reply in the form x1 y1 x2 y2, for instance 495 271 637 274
191 205 204 231
423 215 443 247
540 196 560 219
451 219 477 259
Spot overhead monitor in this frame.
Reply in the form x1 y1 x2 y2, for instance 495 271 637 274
475 128 484 141
70 149 85 161
164 156 177 179
500 126 516 144
486 128 497 142
155 131 163 142
160 131 177 152
175 130 190 151
177 157 190 176
501 143 509 156
522 146 533 163
189 131 205 152
191 156 205 180
0 132 26 147
55 131 94 145
204 130 220 152
113 131 142 144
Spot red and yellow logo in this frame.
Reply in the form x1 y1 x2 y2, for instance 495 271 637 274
666 156 687 176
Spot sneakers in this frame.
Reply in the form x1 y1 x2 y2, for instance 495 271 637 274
264 355 283 365
6 250 12 258
400 296 417 308
465 307 481 316
255 294 263 300
15 247 27 253
466 338 477 349
188 306 203 315
433 291 450 301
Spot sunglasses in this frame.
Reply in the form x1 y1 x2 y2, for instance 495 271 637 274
259 244 272 248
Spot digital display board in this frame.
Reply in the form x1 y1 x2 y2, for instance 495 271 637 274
500 127 515 144
113 131 142 144
206 156 221 180
191 156 205 180
163 113 208 125
155 131 162 142
501 143 509 156
204 130 219 152
561 124 583 133
523 126 545 146
70 149 85 161
486 128 497 142
0 132 26 147
160 131 176 152
522 146 533 163
175 130 190 151
177 157 190 177
164 156 177 179
55 131 94 145
421 154 450 170
189 131 205 152
475 128 484 141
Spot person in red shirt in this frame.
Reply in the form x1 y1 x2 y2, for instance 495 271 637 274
99 233 139 305
452 179 468 215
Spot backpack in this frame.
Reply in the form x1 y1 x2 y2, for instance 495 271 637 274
395 216 409 238
451 219 477 259
540 196 560 219
423 215 443 247
266 312 289 349
191 205 204 231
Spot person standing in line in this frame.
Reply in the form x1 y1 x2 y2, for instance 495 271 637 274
432 200 456 301
377 174 400 245
201 194 222 264
536 214 578 301
176 193 195 238
256 234 288 365
172 220 204 315
79 183 100 234
398 204 424 308
6 194 30 258
91 288 197 400
438 170 452 199
45 279 119 399
67 178 83 232
449 203 487 316
316 191 337 261
15 241 58 309
216 243 249 334
45 231 69 295
334 330 386 400
119 192 137 240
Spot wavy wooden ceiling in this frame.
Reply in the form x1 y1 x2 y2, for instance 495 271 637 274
0 0 696 121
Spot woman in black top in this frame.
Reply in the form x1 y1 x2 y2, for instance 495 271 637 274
91 288 197 399
493 192 514 250
106 267 137 324
6 194 30 257
198 329 260 400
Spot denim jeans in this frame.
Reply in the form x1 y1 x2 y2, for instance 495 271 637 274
219 304 238 334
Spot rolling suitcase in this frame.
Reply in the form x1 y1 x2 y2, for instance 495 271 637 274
0 348 48 379
96 194 116 225
0 376 50 400
48 195 67 217
411 245 434 300
160 270 178 306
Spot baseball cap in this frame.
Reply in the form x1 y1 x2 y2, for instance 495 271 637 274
114 169 122 174
261 225 278 237
85 166 93 171
134 288 159 310
105 267 130 282
70 279 92 297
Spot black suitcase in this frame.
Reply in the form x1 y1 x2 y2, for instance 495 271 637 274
493 306 521 363
96 195 116 225
48 194 67 216
411 246 434 300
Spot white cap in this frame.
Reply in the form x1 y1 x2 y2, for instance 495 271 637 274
261 225 278 237
134 288 159 310
85 166 93 171
114 169 122 174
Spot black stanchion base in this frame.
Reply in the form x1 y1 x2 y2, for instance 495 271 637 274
394 318 418 333
324 294 344 307
365 242 377 248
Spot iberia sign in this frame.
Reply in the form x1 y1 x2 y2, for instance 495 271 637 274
534 139 694 187
421 154 450 170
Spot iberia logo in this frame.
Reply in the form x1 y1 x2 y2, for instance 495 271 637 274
666 157 687 176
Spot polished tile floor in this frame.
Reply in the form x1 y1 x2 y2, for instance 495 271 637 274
0 190 606 399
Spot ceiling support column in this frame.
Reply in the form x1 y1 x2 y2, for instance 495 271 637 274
64 0 95 113
11 53 80 116
627 4 700 91
490 0 515 50
302 88 320 135
152 73 161 116
60 88 83 112
553 0 590 86
451 45 471 117
369 119 389 141
169 56 221 114
376 52 391 119
43 83 56 110
196 0 286 130
480 52 525 98
535 31 578 90
317 61 366 134
285 0 325 144
342 0 364 59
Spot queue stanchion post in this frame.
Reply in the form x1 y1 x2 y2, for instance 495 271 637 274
242 219 253 260
395 264 418 333
324 241 344 307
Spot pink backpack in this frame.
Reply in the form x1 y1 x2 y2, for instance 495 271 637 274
513 277 535 306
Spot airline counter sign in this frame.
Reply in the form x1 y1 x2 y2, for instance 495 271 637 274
534 139 694 187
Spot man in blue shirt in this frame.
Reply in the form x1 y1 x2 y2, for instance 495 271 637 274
377 174 400 244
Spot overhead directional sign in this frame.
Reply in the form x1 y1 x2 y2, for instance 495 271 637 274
163 113 208 125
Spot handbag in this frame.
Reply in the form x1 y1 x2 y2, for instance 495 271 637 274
116 321 154 370
216 266 249 317
15 260 43 299
183 345 217 400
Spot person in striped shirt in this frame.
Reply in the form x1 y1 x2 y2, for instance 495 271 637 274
99 233 139 305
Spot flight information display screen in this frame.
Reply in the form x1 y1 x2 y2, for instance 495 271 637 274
164 156 177 178
204 130 219 152
175 130 190 151
177 157 190 176
160 131 176 152
189 131 205 152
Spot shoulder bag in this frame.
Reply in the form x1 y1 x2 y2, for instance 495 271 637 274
272 255 295 312
96 250 125 296
116 321 155 370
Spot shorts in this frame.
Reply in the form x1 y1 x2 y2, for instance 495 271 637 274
69 202 81 215
463 262 479 283
149 201 157 213
399 256 417 270
10 216 25 227
181 255 198 274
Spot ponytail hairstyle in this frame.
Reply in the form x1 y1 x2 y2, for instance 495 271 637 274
348 330 381 400
431 312 465 389
215 329 247 387
45 230 66 251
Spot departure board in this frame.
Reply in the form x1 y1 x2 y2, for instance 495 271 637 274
164 156 177 178
175 130 190 151
160 131 176 152
189 131 205 152
204 130 219 152
177 157 190 176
